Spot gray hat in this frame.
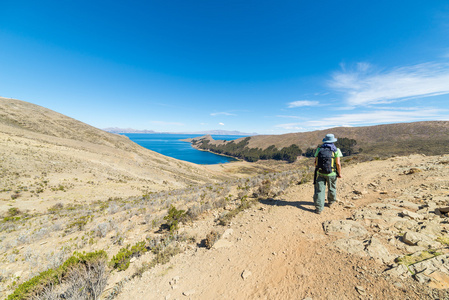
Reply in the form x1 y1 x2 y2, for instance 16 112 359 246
322 134 337 143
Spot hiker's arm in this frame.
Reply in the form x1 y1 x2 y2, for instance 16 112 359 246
336 157 342 178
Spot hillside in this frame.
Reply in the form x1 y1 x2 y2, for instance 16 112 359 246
113 154 449 299
0 97 231 214
1 98 448 299
206 121 449 157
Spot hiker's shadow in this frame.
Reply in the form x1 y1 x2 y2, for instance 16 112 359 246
259 198 315 213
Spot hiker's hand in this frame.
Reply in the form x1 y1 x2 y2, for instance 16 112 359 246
337 174 342 178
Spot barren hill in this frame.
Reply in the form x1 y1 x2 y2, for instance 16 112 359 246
0 97 230 213
216 121 449 156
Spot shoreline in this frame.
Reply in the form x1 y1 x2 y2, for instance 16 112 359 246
187 141 241 163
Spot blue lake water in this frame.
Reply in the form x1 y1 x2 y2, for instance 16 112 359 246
124 133 245 165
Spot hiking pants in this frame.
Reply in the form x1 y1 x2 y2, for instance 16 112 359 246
313 174 337 212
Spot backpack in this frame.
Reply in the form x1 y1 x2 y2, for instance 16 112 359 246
317 147 335 174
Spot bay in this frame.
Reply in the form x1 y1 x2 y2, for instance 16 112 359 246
124 133 244 165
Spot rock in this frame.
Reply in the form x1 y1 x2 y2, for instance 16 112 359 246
222 228 234 239
439 207 449 213
241 270 252 280
428 271 449 289
355 285 366 296
404 168 421 175
353 190 366 195
436 207 449 216
414 273 431 284
368 182 378 188
365 237 393 264
213 239 233 249
333 238 366 256
130 257 137 263
417 222 443 236
410 254 449 275
323 220 368 238
384 264 409 279
398 201 420 211
183 290 196 296
402 231 438 248
401 210 423 220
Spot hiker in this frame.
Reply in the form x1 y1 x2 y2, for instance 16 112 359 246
313 134 343 214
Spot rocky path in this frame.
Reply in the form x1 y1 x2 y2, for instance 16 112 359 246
114 154 449 300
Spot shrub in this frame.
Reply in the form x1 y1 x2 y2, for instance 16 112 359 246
204 230 220 249
163 205 186 232
47 203 64 214
7 251 107 300
8 207 21 216
109 241 148 271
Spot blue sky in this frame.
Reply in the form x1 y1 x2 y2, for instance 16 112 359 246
1 1 449 134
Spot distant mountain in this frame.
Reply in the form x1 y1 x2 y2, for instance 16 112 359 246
187 130 257 136
103 128 257 136
103 127 156 134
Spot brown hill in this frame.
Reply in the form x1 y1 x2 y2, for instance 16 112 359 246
210 121 449 156
0 97 231 213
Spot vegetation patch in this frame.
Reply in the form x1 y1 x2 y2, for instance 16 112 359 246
162 205 187 232
194 138 302 163
395 250 442 267
7 250 107 300
204 230 221 249
437 236 449 246
218 196 256 226
109 241 148 271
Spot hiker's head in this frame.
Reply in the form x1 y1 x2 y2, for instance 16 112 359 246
322 134 337 144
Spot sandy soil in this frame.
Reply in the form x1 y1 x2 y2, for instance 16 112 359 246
114 154 449 300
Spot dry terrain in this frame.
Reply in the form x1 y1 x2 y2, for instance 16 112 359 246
110 154 449 300
1 98 449 300
0 98 231 214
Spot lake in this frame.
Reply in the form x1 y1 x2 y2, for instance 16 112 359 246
124 133 245 165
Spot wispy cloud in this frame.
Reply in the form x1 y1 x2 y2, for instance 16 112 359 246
210 112 236 116
219 122 225 126
330 62 449 106
276 115 304 119
151 120 184 126
306 108 446 128
275 107 447 131
288 100 319 108
274 123 308 132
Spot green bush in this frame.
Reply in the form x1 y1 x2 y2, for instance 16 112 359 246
109 241 147 271
7 207 21 216
7 251 107 300
163 205 187 232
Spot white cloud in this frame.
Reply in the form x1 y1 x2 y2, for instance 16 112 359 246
274 123 308 132
276 115 304 119
219 122 225 126
210 112 236 116
305 108 445 128
329 62 449 106
288 100 319 108
151 121 184 126
275 107 447 131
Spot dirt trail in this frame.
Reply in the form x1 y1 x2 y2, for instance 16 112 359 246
115 155 449 300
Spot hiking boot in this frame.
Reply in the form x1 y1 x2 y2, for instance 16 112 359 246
326 202 336 208
314 208 322 214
